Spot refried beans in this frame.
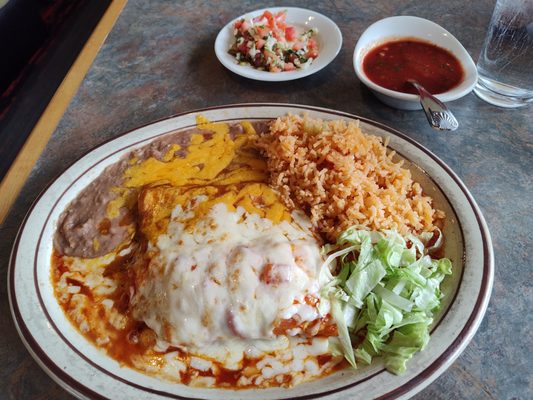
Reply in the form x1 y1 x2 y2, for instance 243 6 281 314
54 122 267 258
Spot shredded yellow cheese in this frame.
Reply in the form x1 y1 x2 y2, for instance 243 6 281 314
115 116 288 233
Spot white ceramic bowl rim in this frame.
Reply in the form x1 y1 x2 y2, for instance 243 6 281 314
353 16 478 102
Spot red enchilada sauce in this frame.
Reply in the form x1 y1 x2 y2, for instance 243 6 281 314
363 39 464 94
51 248 345 388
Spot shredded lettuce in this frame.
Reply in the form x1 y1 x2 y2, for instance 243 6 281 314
323 228 452 374
331 297 356 368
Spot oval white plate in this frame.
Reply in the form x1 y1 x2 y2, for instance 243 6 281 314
214 8 342 81
9 104 493 399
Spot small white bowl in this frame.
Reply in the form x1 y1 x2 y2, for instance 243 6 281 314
215 7 342 82
353 16 478 110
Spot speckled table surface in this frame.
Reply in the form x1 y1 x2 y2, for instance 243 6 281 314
1 0 531 399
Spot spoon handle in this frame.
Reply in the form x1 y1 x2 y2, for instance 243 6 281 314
408 80 459 131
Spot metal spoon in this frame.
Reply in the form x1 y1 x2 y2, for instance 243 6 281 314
407 79 459 131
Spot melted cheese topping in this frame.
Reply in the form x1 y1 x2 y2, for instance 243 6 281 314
53 117 344 387
104 116 267 231
131 196 325 351
138 184 293 244
122 116 265 189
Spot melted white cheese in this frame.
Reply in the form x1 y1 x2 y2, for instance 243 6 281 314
131 199 326 351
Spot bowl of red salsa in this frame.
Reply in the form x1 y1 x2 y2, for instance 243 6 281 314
353 16 477 110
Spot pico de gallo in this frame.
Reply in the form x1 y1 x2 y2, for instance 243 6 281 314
228 10 319 72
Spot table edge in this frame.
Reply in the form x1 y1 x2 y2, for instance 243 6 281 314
0 0 128 224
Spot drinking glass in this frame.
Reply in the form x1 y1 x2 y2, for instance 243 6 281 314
474 0 533 108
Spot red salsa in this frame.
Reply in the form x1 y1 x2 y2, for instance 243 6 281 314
363 39 464 94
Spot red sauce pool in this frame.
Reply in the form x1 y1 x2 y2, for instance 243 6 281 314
363 39 464 95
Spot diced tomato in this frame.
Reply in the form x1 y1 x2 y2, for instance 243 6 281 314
263 10 275 28
240 21 249 32
277 21 287 31
274 14 286 31
234 19 243 30
306 50 319 59
256 26 269 38
284 62 296 71
274 11 286 24
292 42 303 51
285 26 296 42
308 38 317 49
260 263 291 285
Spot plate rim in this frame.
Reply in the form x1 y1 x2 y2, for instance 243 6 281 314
213 7 343 82
8 103 494 400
